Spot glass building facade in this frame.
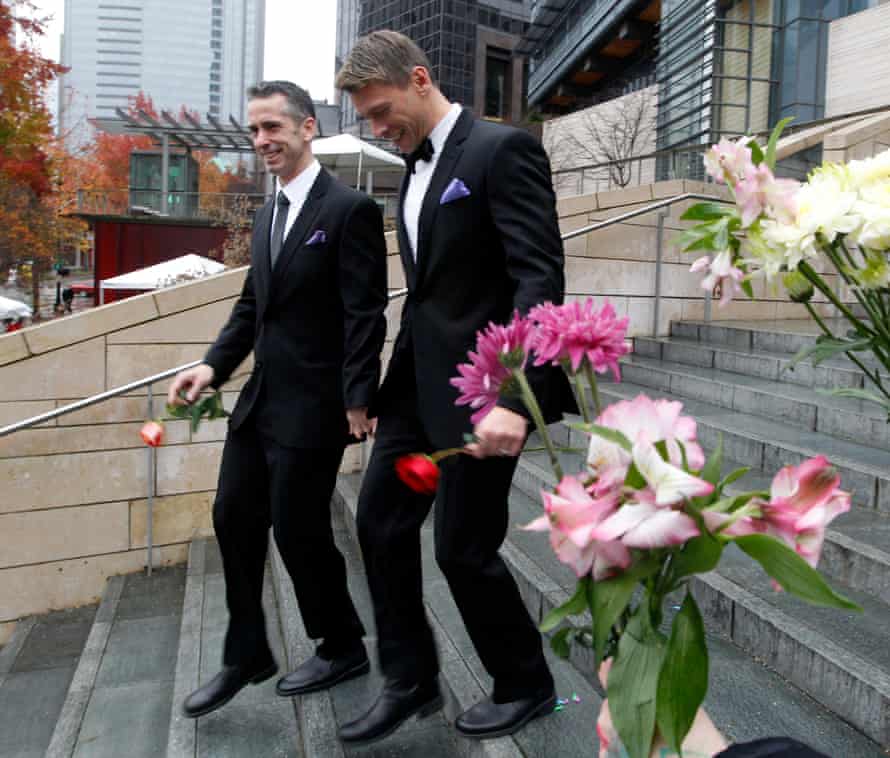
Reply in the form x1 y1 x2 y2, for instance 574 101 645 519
337 0 530 134
524 0 881 180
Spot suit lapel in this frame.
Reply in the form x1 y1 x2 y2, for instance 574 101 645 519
415 108 473 288
395 169 417 291
270 168 330 287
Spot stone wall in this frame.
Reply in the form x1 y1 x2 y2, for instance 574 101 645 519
826 4 890 118
0 246 404 644
0 179 850 643
556 180 851 336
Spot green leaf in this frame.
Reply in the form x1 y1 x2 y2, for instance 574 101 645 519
712 217 731 251
589 560 657 665
656 593 709 753
189 404 202 434
735 534 861 610
718 466 750 490
583 423 633 452
624 461 647 490
740 279 755 299
748 139 765 166
680 203 733 222
765 117 794 169
671 532 723 579
786 335 873 371
608 609 668 758
700 434 723 485
165 403 191 419
819 387 890 413
540 578 590 633
550 627 572 659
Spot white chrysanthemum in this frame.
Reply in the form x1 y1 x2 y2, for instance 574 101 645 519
795 174 862 244
849 201 890 252
848 149 890 190
746 223 802 281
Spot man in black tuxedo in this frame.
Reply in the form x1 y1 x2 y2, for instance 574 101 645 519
336 32 571 743
168 81 387 718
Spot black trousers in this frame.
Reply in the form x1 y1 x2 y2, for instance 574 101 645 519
213 419 365 668
356 383 553 702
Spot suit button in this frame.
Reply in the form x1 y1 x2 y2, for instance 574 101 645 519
255 361 263 370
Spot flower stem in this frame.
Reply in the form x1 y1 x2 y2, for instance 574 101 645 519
582 363 603 417
798 261 875 338
570 374 591 424
515 369 564 481
430 447 471 463
804 302 890 398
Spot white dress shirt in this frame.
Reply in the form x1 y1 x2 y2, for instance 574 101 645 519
403 103 462 261
271 158 322 247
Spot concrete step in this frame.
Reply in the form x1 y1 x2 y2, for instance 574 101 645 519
591 381 890 513
671 319 864 357
634 335 889 394
333 470 885 756
48 566 186 758
269 513 463 758
511 449 889 750
333 472 602 758
0 603 97 758
617 354 890 451
167 539 302 758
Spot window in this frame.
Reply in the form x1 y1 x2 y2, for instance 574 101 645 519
484 48 511 119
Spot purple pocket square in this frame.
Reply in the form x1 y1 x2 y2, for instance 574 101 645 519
440 178 471 205
306 230 327 246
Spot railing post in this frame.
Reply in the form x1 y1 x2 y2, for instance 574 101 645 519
146 386 155 577
652 209 669 337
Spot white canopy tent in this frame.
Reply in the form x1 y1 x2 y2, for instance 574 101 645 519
99 254 226 304
312 133 405 191
0 295 32 320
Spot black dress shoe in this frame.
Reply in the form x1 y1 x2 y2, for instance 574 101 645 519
181 660 278 718
338 679 443 744
276 649 370 696
455 688 556 738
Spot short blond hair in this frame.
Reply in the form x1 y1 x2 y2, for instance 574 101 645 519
336 30 436 92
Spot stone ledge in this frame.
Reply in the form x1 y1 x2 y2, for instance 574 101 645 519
692 572 890 746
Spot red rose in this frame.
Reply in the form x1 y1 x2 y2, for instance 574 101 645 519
140 420 164 447
395 454 440 495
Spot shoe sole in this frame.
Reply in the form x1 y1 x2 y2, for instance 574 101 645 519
455 694 557 740
181 663 279 719
276 658 370 696
338 693 444 745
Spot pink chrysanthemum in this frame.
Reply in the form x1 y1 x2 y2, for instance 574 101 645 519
450 311 534 424
529 299 630 377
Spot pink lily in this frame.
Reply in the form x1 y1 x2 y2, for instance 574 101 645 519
760 456 851 568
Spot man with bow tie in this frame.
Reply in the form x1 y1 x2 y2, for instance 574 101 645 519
167 81 387 718
336 31 572 744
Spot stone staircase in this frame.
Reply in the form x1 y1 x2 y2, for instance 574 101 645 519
1 317 888 756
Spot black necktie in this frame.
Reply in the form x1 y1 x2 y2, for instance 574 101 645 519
404 137 434 174
270 190 290 268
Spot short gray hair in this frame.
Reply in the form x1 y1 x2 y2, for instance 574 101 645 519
246 80 315 122
336 30 435 92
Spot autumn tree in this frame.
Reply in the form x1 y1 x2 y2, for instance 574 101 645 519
0 1 67 315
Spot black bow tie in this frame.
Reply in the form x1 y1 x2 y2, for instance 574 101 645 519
404 137 434 174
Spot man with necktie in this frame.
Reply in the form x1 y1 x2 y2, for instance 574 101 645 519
167 81 387 718
335 32 573 744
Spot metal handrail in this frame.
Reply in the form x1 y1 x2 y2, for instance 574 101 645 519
561 192 723 241
0 361 202 438
561 192 730 335
0 196 731 573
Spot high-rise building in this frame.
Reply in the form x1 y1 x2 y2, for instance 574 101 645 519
59 0 265 147
335 0 531 137
522 0 884 185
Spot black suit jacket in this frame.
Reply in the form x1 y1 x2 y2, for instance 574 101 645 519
378 108 573 449
205 167 387 448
